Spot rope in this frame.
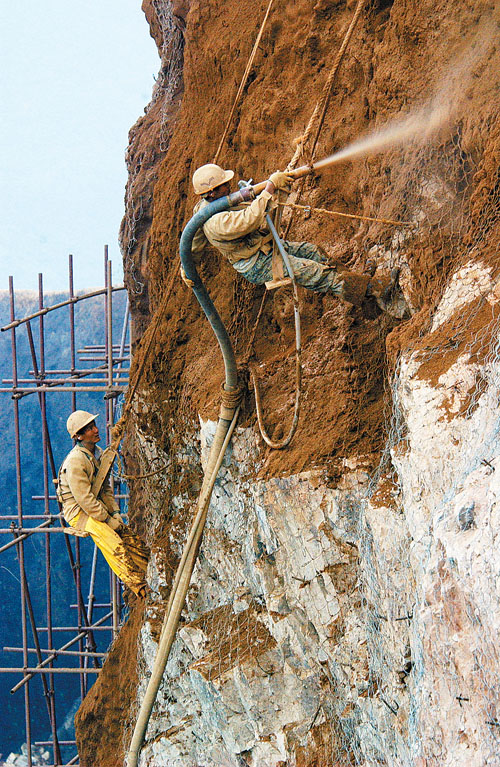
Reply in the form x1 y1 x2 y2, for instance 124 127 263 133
278 201 414 227
242 2 366 444
284 0 366 239
110 266 177 451
287 0 366 171
239 199 413 227
114 453 169 482
212 0 276 165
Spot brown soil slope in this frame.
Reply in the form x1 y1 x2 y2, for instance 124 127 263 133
76 0 499 764
123 0 499 479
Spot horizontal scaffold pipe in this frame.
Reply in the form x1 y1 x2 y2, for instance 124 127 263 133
0 519 52 554
0 286 126 331
4 647 107 658
0 667 100 674
9 610 113 693
1 386 127 399
2 378 129 385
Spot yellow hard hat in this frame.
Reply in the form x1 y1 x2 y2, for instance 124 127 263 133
66 410 99 439
192 163 234 195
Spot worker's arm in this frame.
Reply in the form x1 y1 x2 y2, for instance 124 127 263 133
204 189 274 241
99 474 120 514
65 458 110 522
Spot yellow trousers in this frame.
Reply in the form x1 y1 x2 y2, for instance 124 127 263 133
69 513 149 596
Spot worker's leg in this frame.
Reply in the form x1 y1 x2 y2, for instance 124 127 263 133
69 513 149 596
241 244 329 287
281 241 329 264
119 526 149 575
242 242 370 304
283 241 371 304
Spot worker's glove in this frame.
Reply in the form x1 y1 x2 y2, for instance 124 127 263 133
107 513 125 532
180 265 194 288
268 171 294 192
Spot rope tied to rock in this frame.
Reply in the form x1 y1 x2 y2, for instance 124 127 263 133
277 201 415 228
113 452 169 482
212 0 276 166
283 0 366 240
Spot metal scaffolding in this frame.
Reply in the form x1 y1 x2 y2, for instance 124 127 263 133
0 250 131 767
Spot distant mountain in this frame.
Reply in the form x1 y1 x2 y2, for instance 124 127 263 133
0 289 128 761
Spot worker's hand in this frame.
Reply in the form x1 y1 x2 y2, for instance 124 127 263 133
180 265 194 288
267 171 294 193
107 514 125 532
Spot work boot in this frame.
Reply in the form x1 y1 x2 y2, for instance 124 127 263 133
364 267 409 319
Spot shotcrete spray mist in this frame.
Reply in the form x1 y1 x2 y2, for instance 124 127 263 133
313 102 449 171
313 20 497 173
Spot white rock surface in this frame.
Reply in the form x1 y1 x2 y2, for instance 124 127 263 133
131 268 500 766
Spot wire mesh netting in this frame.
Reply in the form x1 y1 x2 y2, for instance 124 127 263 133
133 14 500 765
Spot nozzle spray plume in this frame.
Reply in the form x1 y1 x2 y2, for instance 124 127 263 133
251 19 498 193
312 19 498 173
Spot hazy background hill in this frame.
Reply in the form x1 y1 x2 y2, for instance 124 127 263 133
0 289 128 761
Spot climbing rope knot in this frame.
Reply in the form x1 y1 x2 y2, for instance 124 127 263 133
111 417 126 448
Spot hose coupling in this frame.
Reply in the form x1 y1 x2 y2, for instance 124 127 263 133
219 384 244 421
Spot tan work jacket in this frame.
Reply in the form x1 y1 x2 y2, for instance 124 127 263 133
58 444 119 532
191 188 274 263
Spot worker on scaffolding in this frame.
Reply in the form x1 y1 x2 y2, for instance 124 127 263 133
57 410 149 598
185 163 408 318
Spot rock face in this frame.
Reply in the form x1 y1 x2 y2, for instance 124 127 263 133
131 271 500 766
75 0 500 765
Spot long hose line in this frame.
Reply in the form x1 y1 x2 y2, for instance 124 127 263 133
126 406 240 767
250 214 302 449
126 192 245 767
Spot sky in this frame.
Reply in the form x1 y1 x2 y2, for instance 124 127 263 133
0 0 160 293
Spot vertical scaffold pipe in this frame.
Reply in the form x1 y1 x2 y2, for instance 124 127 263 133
126 193 245 767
